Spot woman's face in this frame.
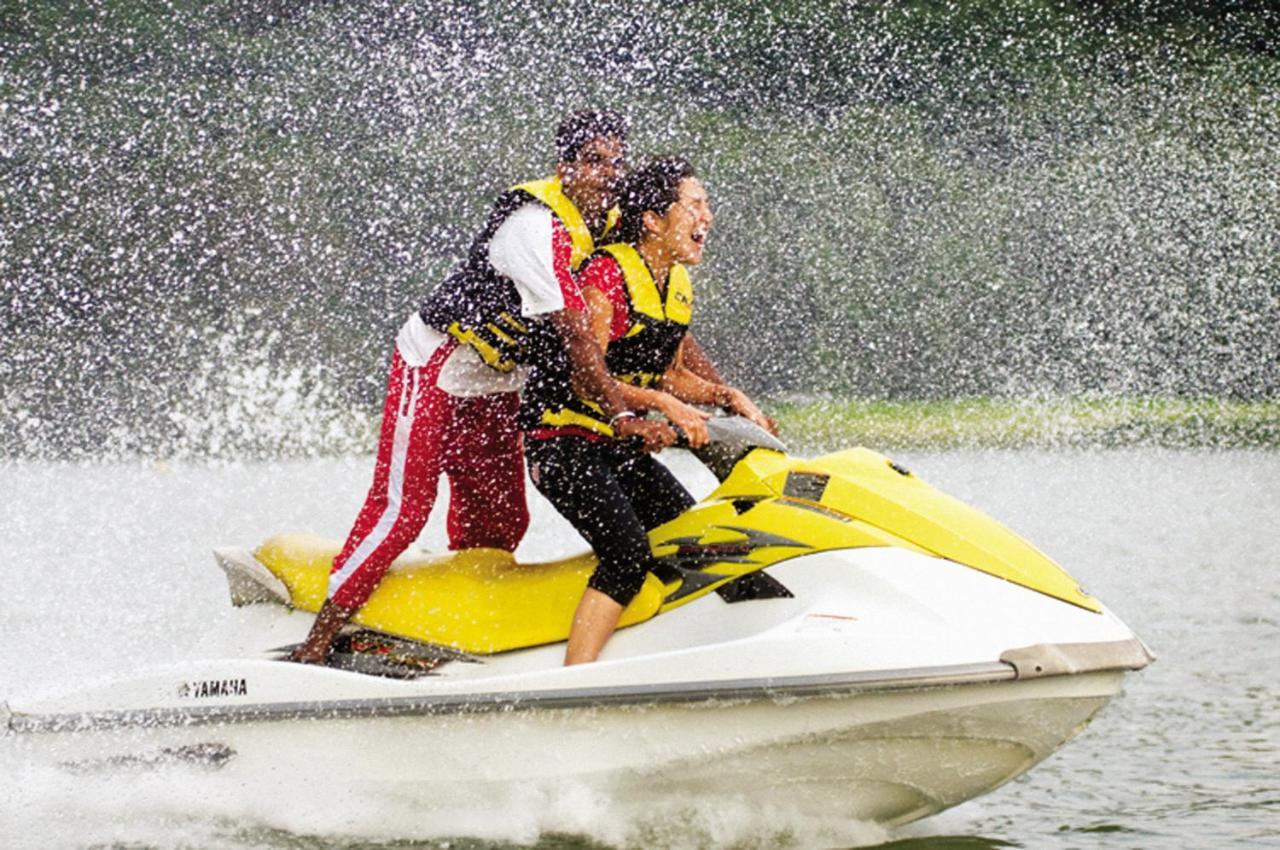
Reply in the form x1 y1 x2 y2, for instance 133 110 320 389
645 177 713 266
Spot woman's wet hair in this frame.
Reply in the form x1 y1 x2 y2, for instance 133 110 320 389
555 109 628 163
615 156 697 244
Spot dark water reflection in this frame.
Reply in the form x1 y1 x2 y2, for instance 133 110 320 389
165 830 1023 849
871 838 1018 849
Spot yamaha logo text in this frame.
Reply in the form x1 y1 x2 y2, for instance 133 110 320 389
177 678 248 699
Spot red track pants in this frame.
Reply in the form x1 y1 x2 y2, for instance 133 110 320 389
327 342 529 610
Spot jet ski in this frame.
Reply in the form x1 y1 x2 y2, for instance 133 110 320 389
3 418 1153 827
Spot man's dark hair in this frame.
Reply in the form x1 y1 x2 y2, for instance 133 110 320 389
555 109 628 163
615 156 697 244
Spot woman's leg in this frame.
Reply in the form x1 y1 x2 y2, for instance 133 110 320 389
565 588 625 666
612 446 696 530
526 436 654 664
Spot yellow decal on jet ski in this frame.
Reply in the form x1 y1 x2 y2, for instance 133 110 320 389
653 447 1102 615
254 446 1100 655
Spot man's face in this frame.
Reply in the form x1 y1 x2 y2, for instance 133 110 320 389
559 136 626 213
646 177 713 267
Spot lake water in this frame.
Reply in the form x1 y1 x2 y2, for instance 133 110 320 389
1 448 1276 849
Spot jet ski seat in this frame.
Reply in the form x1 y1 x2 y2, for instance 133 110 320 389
253 533 669 654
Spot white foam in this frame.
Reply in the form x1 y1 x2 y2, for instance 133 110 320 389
0 744 893 849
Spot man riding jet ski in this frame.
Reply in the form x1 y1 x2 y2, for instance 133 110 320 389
289 109 672 664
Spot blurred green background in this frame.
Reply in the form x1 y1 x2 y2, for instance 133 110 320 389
3 1 1277 456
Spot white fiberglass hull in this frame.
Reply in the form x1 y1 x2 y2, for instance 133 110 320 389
7 669 1123 827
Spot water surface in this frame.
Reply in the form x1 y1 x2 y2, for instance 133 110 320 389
1 449 1276 848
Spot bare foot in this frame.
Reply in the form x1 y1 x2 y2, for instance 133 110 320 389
287 648 328 665
286 599 355 665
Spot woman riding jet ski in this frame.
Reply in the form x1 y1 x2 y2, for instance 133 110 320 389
518 156 775 664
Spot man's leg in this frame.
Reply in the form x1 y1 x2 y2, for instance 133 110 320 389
441 391 529 552
290 347 455 664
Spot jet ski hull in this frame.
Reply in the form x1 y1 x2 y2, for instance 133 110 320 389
8 665 1124 827
6 544 1149 829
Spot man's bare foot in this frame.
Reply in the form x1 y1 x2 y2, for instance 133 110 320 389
287 647 329 665
287 599 355 665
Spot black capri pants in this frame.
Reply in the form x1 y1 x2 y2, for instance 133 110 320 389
526 435 695 606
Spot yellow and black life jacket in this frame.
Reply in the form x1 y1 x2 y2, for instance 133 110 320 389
513 178 620 271
601 243 693 388
418 177 618 373
522 244 693 438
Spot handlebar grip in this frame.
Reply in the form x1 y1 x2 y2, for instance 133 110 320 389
618 420 687 452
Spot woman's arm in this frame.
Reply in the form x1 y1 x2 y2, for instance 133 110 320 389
677 334 725 384
660 342 778 435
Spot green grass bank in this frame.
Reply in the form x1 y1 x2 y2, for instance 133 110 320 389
768 397 1280 451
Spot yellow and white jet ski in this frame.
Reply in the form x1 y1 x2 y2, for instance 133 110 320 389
3 418 1152 827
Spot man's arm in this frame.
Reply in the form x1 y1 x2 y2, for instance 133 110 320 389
548 308 626 418
549 309 677 452
678 334 725 384
582 286 711 448
489 207 675 451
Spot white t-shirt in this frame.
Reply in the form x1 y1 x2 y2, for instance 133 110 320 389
396 203 578 396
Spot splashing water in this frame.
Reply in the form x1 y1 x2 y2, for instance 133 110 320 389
3 2 1278 458
0 753 895 850
2 4 1279 848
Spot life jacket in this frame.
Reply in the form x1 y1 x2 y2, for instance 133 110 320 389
418 177 618 373
523 244 694 438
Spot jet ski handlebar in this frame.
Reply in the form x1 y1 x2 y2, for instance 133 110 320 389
694 416 787 481
703 416 787 453
625 415 787 482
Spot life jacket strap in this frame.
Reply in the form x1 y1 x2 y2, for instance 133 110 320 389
511 177 618 271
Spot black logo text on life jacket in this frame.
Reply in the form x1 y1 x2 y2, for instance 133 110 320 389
177 679 248 699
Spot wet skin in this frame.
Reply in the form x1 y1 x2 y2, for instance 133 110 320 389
639 177 714 269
